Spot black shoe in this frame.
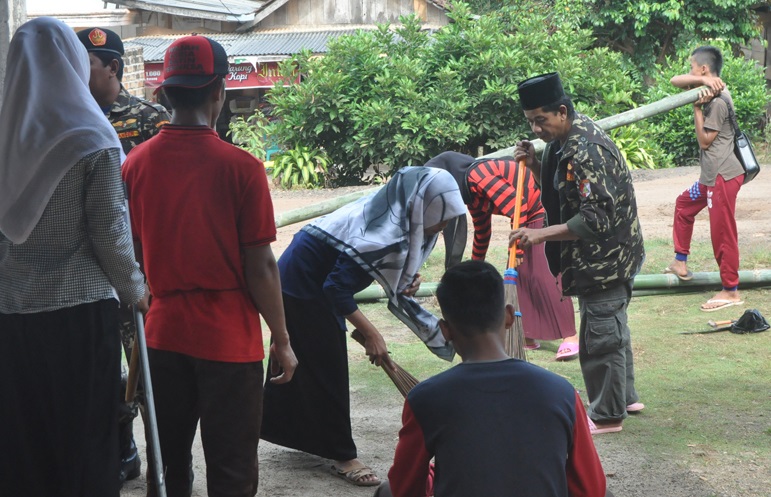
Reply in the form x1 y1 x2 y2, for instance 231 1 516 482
119 444 142 485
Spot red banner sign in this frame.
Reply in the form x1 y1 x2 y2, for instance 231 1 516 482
144 61 294 89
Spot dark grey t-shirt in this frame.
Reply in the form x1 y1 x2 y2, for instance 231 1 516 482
699 90 744 186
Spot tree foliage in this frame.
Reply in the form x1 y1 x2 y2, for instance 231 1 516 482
580 0 762 76
465 0 763 78
268 1 642 183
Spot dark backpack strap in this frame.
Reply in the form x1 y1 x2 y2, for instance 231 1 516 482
717 93 741 136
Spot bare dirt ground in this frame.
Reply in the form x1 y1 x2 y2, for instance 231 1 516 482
123 165 771 497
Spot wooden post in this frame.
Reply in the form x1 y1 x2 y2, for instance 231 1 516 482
414 0 427 21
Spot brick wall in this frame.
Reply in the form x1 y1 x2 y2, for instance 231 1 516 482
122 46 146 99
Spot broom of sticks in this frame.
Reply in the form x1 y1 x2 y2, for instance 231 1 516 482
503 159 527 359
350 329 419 398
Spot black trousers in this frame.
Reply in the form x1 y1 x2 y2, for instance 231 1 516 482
146 348 264 497
0 299 121 497
261 294 357 461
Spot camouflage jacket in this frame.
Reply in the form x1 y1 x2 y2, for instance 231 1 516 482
109 86 170 155
540 113 644 296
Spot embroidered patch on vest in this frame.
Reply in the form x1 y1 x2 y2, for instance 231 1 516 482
579 179 591 198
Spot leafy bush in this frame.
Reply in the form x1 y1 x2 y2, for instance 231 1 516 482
609 123 671 170
645 42 769 166
267 1 642 184
581 0 761 78
271 145 330 188
227 109 271 161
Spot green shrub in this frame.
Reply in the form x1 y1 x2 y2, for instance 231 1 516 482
271 145 330 188
227 109 271 161
645 42 769 166
267 2 643 184
609 123 672 170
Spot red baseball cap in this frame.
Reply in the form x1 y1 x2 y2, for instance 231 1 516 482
159 35 229 91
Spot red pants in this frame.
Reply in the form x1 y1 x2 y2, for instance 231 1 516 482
673 174 742 289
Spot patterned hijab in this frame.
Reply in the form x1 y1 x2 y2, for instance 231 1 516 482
304 167 466 360
0 17 121 244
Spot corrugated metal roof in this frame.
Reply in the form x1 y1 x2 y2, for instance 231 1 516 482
125 29 369 62
112 0 268 21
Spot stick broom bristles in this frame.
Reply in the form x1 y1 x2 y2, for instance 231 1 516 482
350 329 419 398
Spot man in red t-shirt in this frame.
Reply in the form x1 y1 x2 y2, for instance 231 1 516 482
122 35 297 497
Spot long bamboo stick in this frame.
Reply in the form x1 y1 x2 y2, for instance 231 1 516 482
481 87 707 159
273 87 708 229
352 270 771 302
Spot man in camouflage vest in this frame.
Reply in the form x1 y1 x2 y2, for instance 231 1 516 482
510 72 645 435
77 26 170 485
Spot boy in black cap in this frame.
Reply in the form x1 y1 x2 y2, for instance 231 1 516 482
510 72 645 435
77 26 171 486
122 35 297 497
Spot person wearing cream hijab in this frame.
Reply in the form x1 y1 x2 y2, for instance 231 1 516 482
262 167 465 486
0 17 145 497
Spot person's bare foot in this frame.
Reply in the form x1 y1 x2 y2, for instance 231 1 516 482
700 289 743 312
664 259 693 280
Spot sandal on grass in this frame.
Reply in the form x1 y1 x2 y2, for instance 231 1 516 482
555 342 579 361
331 463 381 487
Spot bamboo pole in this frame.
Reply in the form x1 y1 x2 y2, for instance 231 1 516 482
275 187 380 228
274 87 708 228
481 86 706 159
353 270 771 302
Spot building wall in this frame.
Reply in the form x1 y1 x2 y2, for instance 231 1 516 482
259 0 448 28
134 11 238 36
122 46 146 98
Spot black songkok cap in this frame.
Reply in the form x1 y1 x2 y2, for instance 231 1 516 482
77 27 124 58
517 72 566 111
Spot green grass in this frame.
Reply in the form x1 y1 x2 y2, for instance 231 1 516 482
301 236 771 479
261 235 771 490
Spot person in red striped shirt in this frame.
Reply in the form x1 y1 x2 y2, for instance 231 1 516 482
426 152 579 360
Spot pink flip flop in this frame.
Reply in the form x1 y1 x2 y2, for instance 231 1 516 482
524 341 540 350
555 342 579 361
587 416 623 435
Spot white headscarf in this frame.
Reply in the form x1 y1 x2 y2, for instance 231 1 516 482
304 167 466 360
0 17 121 244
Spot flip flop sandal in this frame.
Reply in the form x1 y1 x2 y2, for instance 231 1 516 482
524 342 540 350
587 416 623 435
330 464 381 487
699 299 744 313
555 342 579 361
663 265 693 281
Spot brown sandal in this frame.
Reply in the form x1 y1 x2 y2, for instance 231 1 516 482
331 463 381 487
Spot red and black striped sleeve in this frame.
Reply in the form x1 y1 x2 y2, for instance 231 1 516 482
467 160 545 260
